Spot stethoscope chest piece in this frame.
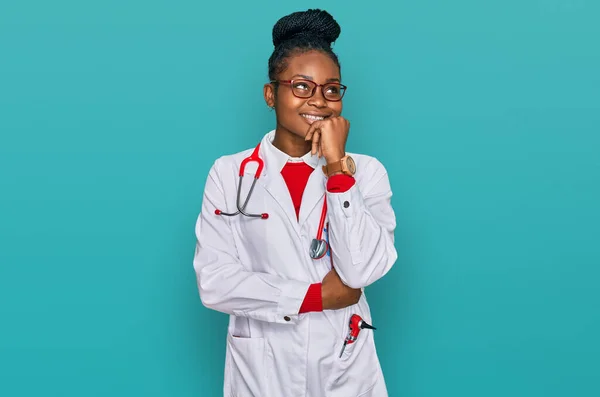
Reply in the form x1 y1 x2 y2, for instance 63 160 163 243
309 199 329 260
309 238 328 259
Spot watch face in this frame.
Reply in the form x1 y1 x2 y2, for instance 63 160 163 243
346 156 356 174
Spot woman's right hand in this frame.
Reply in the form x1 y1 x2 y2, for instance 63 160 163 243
321 268 362 310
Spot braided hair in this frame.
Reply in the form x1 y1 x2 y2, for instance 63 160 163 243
268 9 341 80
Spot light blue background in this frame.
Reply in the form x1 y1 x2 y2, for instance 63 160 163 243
1 1 599 396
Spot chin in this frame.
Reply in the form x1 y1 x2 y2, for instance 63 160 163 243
279 123 307 139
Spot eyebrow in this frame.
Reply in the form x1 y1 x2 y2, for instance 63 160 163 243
292 74 341 83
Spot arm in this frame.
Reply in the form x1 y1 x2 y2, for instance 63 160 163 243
325 159 398 289
193 159 314 324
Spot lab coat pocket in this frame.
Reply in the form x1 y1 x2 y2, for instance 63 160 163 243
325 312 379 396
226 333 267 397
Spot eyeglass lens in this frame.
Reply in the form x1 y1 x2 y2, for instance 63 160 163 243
291 80 345 100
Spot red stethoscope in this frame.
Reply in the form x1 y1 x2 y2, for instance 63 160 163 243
215 142 330 259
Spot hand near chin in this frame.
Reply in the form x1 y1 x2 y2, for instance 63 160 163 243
304 116 350 163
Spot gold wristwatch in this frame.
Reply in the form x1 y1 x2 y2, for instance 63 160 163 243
322 155 356 177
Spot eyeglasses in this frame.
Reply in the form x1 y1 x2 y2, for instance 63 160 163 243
271 79 347 102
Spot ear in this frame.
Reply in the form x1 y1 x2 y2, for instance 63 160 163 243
263 83 276 108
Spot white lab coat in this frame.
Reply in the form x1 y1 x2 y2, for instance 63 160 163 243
193 130 397 397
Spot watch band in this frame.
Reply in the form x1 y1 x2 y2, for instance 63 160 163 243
322 160 344 177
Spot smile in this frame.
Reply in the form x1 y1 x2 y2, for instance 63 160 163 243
301 114 328 124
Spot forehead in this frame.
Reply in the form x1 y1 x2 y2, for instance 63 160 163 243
282 50 340 81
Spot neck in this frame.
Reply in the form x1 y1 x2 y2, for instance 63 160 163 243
272 126 312 158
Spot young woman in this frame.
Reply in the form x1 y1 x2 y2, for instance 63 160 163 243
193 9 397 397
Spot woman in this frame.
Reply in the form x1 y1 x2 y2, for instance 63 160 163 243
193 9 397 397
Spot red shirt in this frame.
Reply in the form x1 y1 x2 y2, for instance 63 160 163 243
280 161 355 313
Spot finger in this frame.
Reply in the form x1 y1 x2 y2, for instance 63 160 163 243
305 120 322 141
318 136 323 158
311 129 321 156
311 130 319 156
306 119 329 142
305 128 313 142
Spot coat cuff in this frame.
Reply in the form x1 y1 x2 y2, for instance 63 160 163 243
326 174 356 192
276 279 313 324
298 283 323 313
326 182 365 219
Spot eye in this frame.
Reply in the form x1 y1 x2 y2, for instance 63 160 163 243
293 82 311 91
325 85 340 95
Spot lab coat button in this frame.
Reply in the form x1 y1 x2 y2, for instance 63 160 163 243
284 316 291 321
343 201 350 208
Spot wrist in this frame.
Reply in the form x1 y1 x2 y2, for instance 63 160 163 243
320 283 331 310
325 151 345 165
322 152 356 178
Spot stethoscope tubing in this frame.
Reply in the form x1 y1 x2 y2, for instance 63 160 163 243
316 198 327 240
215 142 331 257
218 176 263 218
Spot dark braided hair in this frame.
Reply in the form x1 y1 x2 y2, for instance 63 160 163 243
268 9 341 81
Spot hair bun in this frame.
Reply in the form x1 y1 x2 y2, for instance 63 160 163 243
272 9 341 47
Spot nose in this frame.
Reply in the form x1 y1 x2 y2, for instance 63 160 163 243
307 88 327 108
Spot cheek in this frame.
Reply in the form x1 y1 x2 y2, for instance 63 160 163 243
278 96 305 111
332 102 343 116
277 98 305 121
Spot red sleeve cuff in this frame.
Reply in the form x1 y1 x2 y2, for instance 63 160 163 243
326 174 356 192
298 283 323 313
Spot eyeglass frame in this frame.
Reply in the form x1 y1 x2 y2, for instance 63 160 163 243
270 79 347 102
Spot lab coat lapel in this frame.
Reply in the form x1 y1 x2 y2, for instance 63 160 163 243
253 145 301 236
298 168 327 227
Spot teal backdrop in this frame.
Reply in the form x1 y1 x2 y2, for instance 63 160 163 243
1 1 599 396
